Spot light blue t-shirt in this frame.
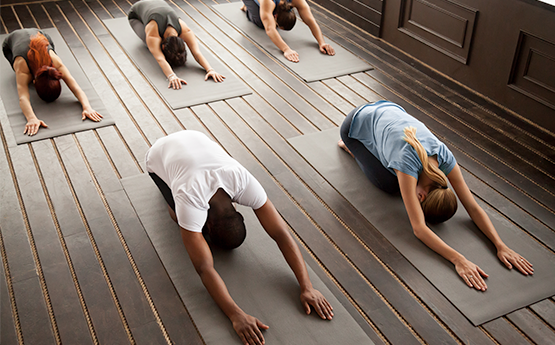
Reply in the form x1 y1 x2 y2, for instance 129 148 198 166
348 101 456 179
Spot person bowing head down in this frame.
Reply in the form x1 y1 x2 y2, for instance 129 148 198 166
2 28 103 136
240 0 335 62
146 130 333 345
339 101 534 291
128 0 225 90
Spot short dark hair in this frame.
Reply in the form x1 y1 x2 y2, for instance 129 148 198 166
204 211 246 250
161 36 186 67
276 1 296 31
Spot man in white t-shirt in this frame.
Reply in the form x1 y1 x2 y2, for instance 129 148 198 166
146 130 333 345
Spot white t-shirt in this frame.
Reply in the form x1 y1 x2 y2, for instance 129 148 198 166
145 130 268 232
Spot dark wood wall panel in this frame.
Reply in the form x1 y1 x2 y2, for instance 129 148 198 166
509 31 555 110
310 0 383 37
398 0 477 63
381 0 555 133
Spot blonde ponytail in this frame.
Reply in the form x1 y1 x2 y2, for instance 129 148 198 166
403 126 457 223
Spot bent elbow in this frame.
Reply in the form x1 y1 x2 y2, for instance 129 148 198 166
412 226 426 240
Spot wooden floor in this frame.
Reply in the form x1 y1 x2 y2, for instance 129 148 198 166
1 0 555 344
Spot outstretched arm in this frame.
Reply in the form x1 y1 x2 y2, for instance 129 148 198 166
396 170 489 291
254 199 333 319
181 228 269 345
144 22 186 89
447 164 533 274
178 19 225 82
51 52 102 122
294 0 335 55
259 0 299 62
14 60 48 135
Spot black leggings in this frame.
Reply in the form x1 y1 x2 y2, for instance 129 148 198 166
149 172 176 211
242 0 265 29
340 106 400 194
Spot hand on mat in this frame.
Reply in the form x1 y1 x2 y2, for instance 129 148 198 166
284 48 299 63
301 287 334 320
231 311 269 345
497 246 534 275
319 43 335 56
24 118 48 136
167 73 187 90
82 108 103 122
205 69 226 83
455 258 489 291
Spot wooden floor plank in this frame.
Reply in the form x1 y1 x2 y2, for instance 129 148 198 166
0 226 19 345
1 6 20 33
322 78 367 107
241 94 302 139
308 81 355 115
506 308 555 345
54 134 165 344
1 17 7 34
27 3 55 29
482 318 532 345
75 130 205 345
10 144 94 345
530 299 555 329
13 5 35 28
0 138 55 344
31 139 130 345
12 276 56 344
96 127 143 178
97 0 125 18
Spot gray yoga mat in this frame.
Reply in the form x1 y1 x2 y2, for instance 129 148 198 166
213 2 373 82
0 29 114 145
103 18 251 110
288 128 555 326
121 173 374 345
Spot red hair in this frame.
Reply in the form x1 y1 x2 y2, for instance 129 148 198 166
27 33 62 102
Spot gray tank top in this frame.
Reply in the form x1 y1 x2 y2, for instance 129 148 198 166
2 28 55 73
128 0 182 38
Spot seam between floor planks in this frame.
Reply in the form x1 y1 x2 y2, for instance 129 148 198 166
28 141 99 344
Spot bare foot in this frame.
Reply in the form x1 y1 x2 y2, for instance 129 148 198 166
338 140 354 158
240 4 246 11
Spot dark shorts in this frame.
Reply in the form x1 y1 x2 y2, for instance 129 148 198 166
340 105 400 194
149 172 176 211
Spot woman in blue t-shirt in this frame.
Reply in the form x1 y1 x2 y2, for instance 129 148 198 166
339 101 534 291
240 0 335 62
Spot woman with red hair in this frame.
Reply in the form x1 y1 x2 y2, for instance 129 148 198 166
2 28 103 136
